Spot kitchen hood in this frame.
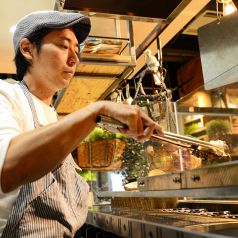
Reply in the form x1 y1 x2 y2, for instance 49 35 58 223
198 11 238 90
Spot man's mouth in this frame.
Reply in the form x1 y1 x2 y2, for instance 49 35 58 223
63 71 74 78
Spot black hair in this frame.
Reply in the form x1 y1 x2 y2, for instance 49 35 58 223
14 28 53 81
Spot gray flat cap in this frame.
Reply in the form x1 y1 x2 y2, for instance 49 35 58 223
13 10 91 53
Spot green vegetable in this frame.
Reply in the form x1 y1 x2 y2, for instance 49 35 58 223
115 133 124 139
206 119 230 140
184 123 199 135
79 170 96 181
84 126 126 142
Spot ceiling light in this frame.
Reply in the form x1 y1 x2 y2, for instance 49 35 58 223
223 1 237 15
216 0 237 17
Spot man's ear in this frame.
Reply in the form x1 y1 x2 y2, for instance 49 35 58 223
19 38 34 61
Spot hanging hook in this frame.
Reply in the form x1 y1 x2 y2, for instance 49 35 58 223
216 0 222 24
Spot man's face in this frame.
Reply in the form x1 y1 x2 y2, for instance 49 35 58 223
31 27 79 91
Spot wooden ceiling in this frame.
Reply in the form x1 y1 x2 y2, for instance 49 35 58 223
63 0 182 21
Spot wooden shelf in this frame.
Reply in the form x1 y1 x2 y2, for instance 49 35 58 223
80 53 131 64
177 106 238 116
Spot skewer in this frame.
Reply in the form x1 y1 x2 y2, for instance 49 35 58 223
150 134 192 149
163 132 224 153
165 131 218 148
96 115 229 157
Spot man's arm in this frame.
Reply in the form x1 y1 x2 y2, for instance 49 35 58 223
1 101 163 193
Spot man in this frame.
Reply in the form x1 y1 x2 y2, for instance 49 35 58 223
0 10 163 237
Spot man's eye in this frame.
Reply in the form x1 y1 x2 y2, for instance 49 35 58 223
61 45 68 49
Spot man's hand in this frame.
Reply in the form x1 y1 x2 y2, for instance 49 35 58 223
89 101 164 141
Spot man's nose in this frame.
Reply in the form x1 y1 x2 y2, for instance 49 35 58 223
68 50 79 66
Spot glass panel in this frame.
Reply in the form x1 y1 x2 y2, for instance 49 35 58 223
176 80 238 168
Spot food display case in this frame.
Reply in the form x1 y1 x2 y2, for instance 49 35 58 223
82 80 238 238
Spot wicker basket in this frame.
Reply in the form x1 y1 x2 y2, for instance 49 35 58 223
77 139 126 171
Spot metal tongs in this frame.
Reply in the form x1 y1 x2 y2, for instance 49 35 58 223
96 115 230 158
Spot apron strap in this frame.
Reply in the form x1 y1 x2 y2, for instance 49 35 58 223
19 80 41 128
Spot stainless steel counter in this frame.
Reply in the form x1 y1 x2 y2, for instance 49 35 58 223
87 205 238 238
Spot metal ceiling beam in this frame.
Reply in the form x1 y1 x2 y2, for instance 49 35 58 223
160 0 212 48
130 0 213 79
135 0 193 59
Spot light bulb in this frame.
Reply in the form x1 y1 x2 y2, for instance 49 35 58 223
223 1 237 16
10 25 16 34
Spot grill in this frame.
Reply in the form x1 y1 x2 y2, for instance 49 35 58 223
87 203 238 238
88 162 238 238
